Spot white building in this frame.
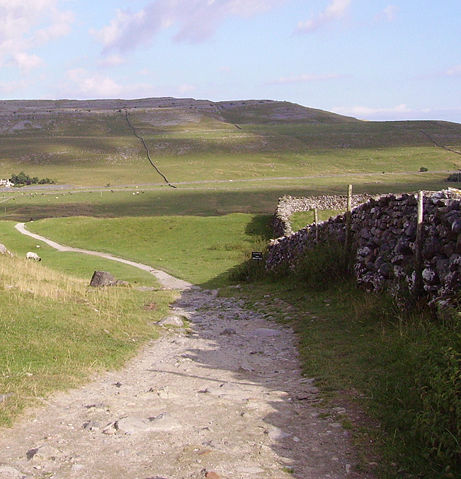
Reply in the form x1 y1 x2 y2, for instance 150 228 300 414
0 179 14 188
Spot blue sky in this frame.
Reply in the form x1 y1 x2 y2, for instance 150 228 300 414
1 0 460 122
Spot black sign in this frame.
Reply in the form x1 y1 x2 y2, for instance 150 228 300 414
251 252 263 260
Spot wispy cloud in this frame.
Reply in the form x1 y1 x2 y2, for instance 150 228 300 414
62 68 160 99
0 79 28 95
268 73 343 85
98 54 126 68
333 104 411 117
93 0 283 52
446 64 461 77
66 69 124 97
296 0 351 34
332 104 461 122
0 1 74 70
374 4 398 23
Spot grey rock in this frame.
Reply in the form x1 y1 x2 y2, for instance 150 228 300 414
89 271 116 287
220 328 237 336
159 315 184 327
250 328 281 338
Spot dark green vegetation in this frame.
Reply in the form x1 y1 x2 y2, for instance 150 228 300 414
10 171 55 186
229 241 461 478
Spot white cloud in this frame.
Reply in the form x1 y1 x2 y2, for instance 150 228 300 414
93 0 284 52
334 104 411 117
374 4 398 23
98 54 126 68
13 52 43 71
63 68 159 99
0 79 28 94
0 0 74 70
66 69 124 98
330 104 461 122
297 0 351 33
268 73 343 84
446 65 461 77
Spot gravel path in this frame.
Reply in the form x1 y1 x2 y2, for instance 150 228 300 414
1 227 371 478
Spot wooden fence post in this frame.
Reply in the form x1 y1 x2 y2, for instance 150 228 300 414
344 184 353 259
314 208 319 241
414 191 424 297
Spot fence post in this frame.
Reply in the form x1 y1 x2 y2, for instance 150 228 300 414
414 191 424 297
344 184 352 249
314 208 319 241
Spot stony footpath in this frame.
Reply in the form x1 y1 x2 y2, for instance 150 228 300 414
0 288 368 479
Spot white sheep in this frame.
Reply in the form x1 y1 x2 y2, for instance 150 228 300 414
26 252 41 261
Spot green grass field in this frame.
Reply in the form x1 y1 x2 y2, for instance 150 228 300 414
25 214 272 287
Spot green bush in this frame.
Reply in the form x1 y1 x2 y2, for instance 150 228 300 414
446 172 461 183
10 171 55 186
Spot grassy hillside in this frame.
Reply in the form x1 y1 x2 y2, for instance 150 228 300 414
0 253 173 426
1 97 460 188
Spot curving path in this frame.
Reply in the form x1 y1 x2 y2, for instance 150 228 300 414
15 222 191 290
1 224 373 479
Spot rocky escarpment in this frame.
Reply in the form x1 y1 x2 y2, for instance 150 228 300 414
267 190 461 306
272 194 377 237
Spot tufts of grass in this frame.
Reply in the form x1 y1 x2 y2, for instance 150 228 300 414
0 254 174 426
228 247 461 477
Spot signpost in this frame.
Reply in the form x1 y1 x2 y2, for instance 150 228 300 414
251 252 263 260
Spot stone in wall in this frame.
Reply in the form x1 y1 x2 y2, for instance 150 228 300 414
272 194 377 237
267 190 461 307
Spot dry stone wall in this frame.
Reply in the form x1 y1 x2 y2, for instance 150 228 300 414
267 190 461 306
272 194 376 237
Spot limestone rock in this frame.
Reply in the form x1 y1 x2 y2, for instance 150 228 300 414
159 315 184 327
89 271 117 287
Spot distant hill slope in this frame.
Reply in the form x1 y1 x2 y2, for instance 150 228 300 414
0 96 461 188
0 97 358 127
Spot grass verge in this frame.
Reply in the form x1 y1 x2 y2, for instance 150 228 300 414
225 243 461 478
0 254 174 426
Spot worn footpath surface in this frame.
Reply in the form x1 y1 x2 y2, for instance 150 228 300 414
0 287 369 479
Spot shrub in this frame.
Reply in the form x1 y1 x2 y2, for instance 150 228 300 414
294 239 353 289
10 172 55 186
446 172 461 183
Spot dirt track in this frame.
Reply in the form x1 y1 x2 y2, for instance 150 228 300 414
0 228 373 479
